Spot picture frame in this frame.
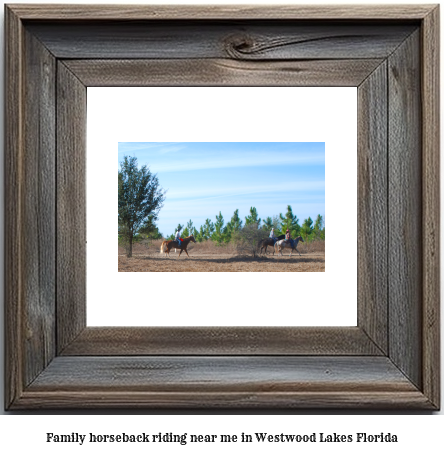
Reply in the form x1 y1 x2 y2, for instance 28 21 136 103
5 4 440 409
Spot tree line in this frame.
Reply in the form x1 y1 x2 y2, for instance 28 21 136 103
118 155 325 257
165 206 325 246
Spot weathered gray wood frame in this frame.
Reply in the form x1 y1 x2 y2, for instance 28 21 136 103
5 4 440 409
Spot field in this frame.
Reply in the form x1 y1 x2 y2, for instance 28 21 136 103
118 239 325 272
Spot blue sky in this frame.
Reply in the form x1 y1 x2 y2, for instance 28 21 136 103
118 142 325 237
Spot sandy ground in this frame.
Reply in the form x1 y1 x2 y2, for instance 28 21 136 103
118 252 325 272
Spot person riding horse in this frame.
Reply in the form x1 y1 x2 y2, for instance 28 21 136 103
270 227 278 245
285 229 293 248
175 227 182 246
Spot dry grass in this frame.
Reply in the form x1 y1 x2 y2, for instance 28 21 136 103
119 253 325 272
119 239 325 272
301 239 325 254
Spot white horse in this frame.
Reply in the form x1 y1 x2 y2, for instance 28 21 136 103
274 236 304 257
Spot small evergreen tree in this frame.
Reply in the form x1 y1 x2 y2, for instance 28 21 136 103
279 205 300 237
301 217 314 241
203 218 215 239
212 212 225 245
245 206 261 227
227 209 243 232
262 216 273 232
313 214 325 240
262 215 281 234
196 225 205 242
186 220 194 236
138 214 162 239
191 226 199 239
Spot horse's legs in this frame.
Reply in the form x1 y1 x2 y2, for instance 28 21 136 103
178 249 182 257
295 247 301 256
184 248 190 258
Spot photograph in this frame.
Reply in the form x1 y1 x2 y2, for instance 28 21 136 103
118 142 325 272
2 0 439 417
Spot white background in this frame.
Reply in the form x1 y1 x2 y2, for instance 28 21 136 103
0 1 442 453
87 87 357 326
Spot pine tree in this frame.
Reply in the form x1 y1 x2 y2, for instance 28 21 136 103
138 214 162 239
245 207 261 227
227 209 242 234
196 225 205 242
301 217 314 241
262 215 281 234
212 212 225 245
203 218 215 239
313 214 325 240
279 205 300 237
263 216 273 232
118 156 166 257
186 219 194 235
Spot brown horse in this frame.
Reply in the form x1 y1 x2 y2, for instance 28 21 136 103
160 235 196 258
259 234 285 255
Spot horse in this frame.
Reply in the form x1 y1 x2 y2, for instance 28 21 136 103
259 234 285 255
274 236 304 257
160 235 196 258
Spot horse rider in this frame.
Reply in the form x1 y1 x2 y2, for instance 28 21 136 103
175 227 182 246
270 227 278 244
285 228 293 248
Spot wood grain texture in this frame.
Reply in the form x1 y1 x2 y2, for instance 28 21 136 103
4 5 24 410
21 28 57 387
56 62 87 353
61 327 382 356
64 59 384 87
7 4 435 20
16 390 433 410
421 6 440 409
4 5 440 410
388 31 422 389
13 356 433 409
26 22 416 60
5 9 58 409
357 62 388 354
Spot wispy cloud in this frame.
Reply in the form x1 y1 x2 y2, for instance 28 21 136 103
150 153 324 173
118 142 187 155
158 145 187 154
167 181 324 200
118 142 325 173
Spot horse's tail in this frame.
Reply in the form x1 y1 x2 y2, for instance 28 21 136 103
160 240 167 253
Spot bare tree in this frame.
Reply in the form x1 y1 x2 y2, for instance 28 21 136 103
235 223 268 257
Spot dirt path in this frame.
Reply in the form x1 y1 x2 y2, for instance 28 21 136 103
118 252 325 272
